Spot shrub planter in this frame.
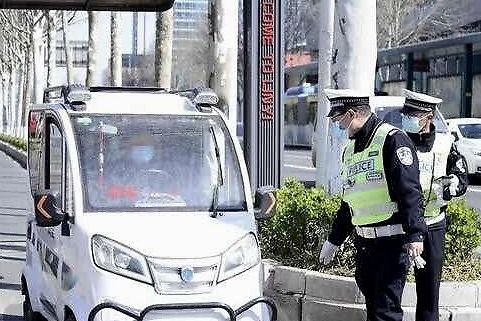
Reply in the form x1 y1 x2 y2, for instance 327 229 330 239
263 262 481 321
0 139 27 169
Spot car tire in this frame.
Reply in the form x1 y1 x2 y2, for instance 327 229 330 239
65 313 77 321
23 295 43 321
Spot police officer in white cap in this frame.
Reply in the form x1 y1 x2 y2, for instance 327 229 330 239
401 89 468 321
318 88 427 321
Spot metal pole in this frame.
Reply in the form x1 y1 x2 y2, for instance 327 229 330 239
406 52 414 90
462 43 473 118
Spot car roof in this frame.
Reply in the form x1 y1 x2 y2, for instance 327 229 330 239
82 92 203 115
446 117 481 125
33 91 213 116
369 96 405 109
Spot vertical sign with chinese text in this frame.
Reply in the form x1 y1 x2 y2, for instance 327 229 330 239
244 0 283 189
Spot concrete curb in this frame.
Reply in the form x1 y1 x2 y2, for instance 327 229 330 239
263 261 481 321
0 140 27 169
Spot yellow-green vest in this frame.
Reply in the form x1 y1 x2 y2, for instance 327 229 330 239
417 138 450 217
342 123 398 226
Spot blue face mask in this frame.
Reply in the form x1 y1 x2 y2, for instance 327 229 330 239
401 114 422 133
130 145 155 164
332 122 348 140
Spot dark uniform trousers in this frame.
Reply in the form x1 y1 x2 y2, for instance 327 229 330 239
414 219 446 321
355 235 410 321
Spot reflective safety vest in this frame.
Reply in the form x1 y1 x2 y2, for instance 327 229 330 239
417 137 450 217
342 123 398 226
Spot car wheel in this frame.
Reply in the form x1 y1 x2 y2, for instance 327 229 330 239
23 295 43 321
65 313 77 321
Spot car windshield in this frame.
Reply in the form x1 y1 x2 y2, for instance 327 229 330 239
375 106 449 133
70 114 246 212
458 123 481 139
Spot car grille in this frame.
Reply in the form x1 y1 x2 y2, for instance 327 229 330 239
148 256 220 294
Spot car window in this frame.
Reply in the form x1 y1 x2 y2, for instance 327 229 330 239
458 123 481 139
375 107 449 133
70 114 246 212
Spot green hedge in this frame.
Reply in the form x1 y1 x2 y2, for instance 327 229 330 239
258 178 481 281
0 133 27 151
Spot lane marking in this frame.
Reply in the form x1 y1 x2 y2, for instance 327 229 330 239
284 164 316 171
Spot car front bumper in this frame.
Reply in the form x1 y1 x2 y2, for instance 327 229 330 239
88 297 277 321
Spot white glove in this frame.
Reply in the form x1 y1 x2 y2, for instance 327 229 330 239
319 240 339 265
408 255 426 269
447 174 459 196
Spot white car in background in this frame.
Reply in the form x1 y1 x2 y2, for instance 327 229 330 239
446 117 481 176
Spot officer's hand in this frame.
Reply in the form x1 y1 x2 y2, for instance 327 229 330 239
319 240 339 265
447 174 459 196
405 241 424 258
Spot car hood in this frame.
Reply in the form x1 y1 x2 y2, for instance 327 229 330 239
458 138 481 148
81 212 249 258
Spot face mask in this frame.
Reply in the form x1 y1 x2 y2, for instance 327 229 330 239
332 122 348 140
332 111 353 140
130 145 155 164
401 114 422 133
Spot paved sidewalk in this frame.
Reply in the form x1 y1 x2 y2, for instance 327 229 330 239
0 150 32 320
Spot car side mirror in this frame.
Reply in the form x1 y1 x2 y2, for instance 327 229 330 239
254 185 276 220
34 192 65 227
451 131 459 142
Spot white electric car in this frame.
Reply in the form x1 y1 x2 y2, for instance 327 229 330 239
22 85 277 321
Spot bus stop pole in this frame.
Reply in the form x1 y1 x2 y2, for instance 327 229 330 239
243 0 284 191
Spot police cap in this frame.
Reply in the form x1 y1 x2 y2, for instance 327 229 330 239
402 89 442 113
324 88 370 117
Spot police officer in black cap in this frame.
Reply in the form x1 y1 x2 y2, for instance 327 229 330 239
401 89 468 321
319 89 427 321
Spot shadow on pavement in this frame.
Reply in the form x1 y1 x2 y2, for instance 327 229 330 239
0 256 25 262
0 233 25 237
0 245 25 252
0 282 21 291
0 314 23 321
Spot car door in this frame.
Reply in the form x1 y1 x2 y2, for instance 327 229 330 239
36 115 65 319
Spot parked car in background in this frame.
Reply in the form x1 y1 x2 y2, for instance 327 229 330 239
311 96 451 167
446 117 481 176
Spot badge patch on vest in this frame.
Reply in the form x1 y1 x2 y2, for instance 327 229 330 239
347 159 374 177
396 147 413 166
366 171 383 181
368 150 379 157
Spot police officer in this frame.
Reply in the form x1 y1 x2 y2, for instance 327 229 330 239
401 89 468 321
319 89 427 321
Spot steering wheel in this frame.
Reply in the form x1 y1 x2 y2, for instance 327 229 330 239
141 169 174 181
135 192 186 207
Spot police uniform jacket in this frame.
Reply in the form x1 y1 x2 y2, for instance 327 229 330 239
328 114 427 245
407 123 468 230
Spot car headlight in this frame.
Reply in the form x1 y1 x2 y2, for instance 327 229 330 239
217 233 260 282
92 235 152 284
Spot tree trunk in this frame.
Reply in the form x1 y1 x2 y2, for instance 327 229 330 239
47 10 56 87
0 65 4 133
327 0 377 193
209 0 238 132
61 11 74 85
15 63 24 137
111 11 122 86
315 0 335 189
86 11 99 87
155 8 174 89
32 19 45 104
8 69 16 135
22 49 33 138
